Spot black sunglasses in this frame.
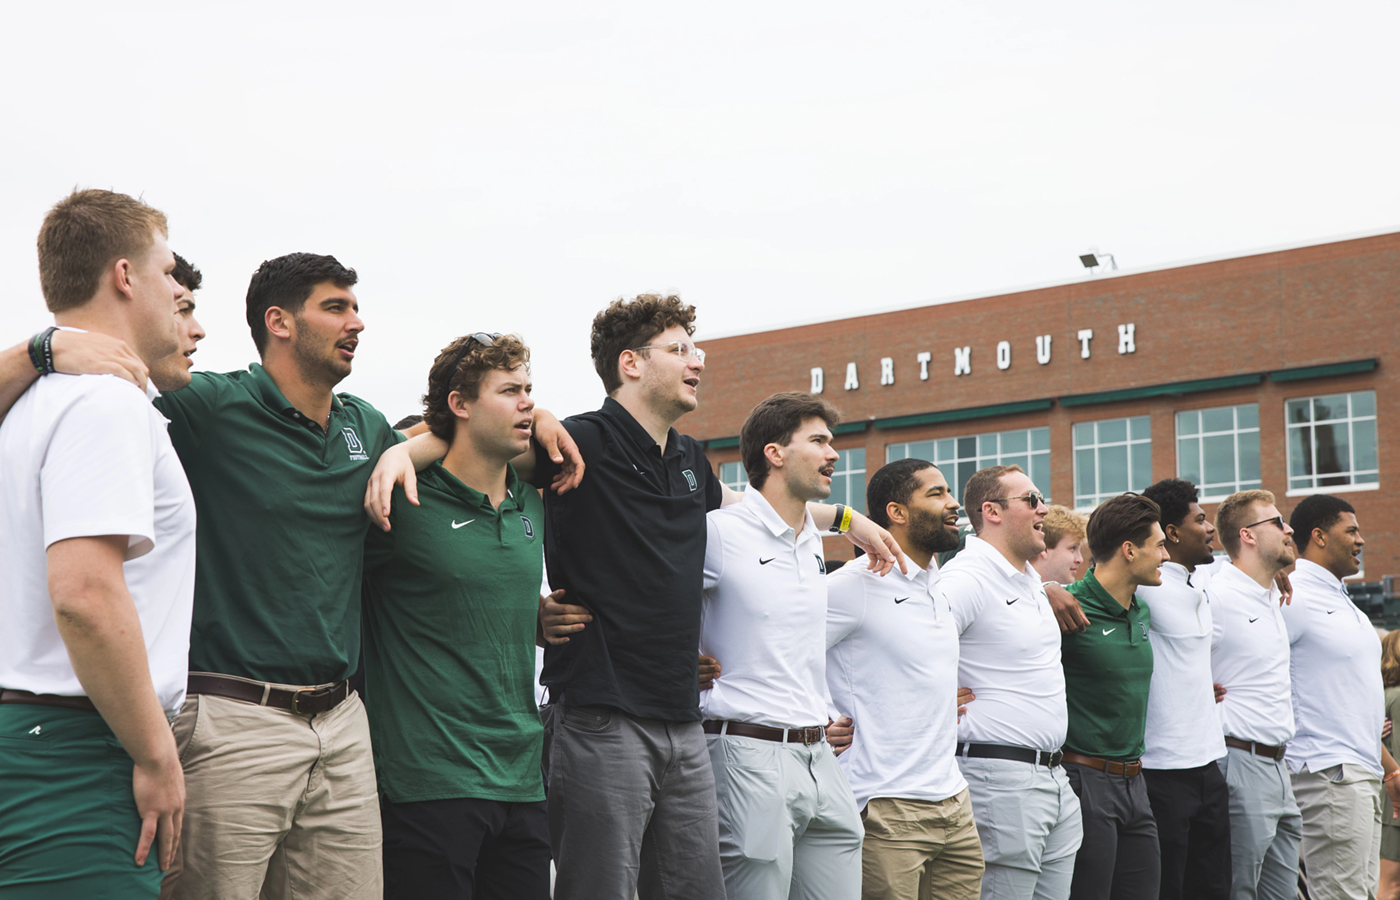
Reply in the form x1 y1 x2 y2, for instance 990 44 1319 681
447 332 501 372
991 491 1047 510
1244 515 1287 531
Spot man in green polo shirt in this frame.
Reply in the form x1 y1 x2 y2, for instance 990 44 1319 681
362 332 550 899
1061 492 1168 900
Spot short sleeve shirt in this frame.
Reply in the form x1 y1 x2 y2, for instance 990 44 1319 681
362 463 545 803
1062 570 1153 760
155 364 401 685
1209 562 1294 747
0 375 196 714
535 397 722 721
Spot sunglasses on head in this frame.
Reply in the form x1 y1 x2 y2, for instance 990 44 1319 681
446 332 501 372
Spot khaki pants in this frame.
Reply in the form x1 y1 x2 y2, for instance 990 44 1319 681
861 790 985 900
1292 764 1383 900
160 691 382 900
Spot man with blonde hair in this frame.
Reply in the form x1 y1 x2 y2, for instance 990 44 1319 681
1208 490 1300 900
1034 506 1088 586
0 189 193 898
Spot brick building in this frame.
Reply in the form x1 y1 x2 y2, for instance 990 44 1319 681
682 231 1399 615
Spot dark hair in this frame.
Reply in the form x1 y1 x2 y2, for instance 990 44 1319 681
392 414 423 430
171 253 202 292
590 294 696 395
37 189 168 313
245 253 358 355
1142 478 1199 529
739 392 840 490
1086 493 1163 563
866 458 937 528
1289 494 1356 551
963 465 1023 533
421 334 531 441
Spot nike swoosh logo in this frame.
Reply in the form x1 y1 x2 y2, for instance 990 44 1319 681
1326 610 1337 615
1102 628 1116 635
451 520 475 529
894 597 909 604
1005 598 1018 605
1248 616 1259 623
759 557 776 565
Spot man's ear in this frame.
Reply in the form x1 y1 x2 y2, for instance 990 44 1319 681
886 502 908 527
265 306 292 342
110 257 136 300
763 442 785 472
448 390 471 424
1164 523 1180 543
617 350 643 385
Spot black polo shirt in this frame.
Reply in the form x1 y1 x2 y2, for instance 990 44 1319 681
535 397 722 721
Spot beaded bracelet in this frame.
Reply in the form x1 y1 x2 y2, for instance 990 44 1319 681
28 326 57 376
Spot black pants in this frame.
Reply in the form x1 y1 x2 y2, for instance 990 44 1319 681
1142 762 1232 900
381 796 551 900
1065 762 1162 900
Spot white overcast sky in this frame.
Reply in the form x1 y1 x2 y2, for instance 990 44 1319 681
3 1 1397 422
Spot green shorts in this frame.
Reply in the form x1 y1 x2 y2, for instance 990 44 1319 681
0 704 162 899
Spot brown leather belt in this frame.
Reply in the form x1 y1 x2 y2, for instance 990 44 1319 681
0 689 98 712
703 720 826 745
1061 750 1143 777
1225 736 1287 761
188 673 350 716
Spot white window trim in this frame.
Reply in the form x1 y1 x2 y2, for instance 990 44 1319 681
1073 416 1152 509
1284 391 1378 493
1284 482 1380 498
1175 404 1262 500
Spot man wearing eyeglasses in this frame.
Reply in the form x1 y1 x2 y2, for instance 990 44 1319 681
940 464 1083 900
1207 490 1301 900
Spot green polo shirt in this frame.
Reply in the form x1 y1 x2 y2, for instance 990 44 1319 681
361 462 545 803
1062 569 1154 759
155 364 402 685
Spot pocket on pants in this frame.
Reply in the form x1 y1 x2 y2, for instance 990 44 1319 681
561 705 615 734
173 694 202 764
713 737 785 863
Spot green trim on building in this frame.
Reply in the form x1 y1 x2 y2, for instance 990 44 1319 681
872 398 1054 430
833 421 869 435
1058 373 1262 407
1268 358 1377 383
705 436 741 450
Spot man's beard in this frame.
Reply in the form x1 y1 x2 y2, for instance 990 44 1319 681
291 318 349 387
909 508 961 555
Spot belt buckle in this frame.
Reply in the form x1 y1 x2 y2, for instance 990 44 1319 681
1048 749 1063 767
292 685 333 715
801 726 821 746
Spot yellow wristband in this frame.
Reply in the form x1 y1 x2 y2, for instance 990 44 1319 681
838 505 853 534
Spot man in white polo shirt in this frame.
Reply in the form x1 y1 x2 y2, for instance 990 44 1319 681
1282 494 1400 900
827 458 984 900
942 464 1082 900
1208 489 1300 900
701 391 866 900
1138 478 1231 900
0 189 195 899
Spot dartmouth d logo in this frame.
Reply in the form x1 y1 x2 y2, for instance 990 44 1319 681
521 515 534 538
342 427 368 461
682 469 698 491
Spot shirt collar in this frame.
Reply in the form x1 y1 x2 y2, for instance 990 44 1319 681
963 534 1037 581
739 486 820 544
1213 559 1278 604
1077 567 1135 617
1292 557 1349 595
248 362 344 420
600 396 678 459
1159 560 1194 587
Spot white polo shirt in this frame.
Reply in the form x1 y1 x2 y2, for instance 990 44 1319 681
699 488 829 729
0 373 196 715
1138 562 1226 769
942 535 1067 752
826 558 966 809
1209 562 1294 747
1281 558 1383 776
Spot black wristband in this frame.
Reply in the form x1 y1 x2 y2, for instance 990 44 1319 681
28 326 57 376
829 504 846 534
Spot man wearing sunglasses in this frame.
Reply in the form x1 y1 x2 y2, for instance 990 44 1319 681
940 465 1083 900
1208 490 1301 900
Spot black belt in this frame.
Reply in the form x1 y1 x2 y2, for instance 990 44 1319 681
188 673 350 715
957 741 1063 767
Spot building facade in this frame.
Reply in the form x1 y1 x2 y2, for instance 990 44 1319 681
683 231 1398 614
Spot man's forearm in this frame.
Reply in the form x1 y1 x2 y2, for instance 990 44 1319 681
405 431 449 472
0 339 41 422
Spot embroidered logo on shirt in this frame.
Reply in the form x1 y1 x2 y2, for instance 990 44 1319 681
521 515 534 538
1326 609 1337 615
759 557 776 565
815 554 826 575
452 519 475 529
1141 622 1149 639
342 427 369 461
1102 628 1116 636
27 726 40 735
682 468 698 491
1248 616 1260 623
1004 597 1018 605
894 597 909 604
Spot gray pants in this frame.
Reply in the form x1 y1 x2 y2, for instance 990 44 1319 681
1292 764 1383 900
1063 763 1160 900
542 704 725 900
707 732 864 900
1219 746 1302 900
957 756 1084 900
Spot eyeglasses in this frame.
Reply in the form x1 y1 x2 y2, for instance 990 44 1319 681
633 340 705 364
991 491 1047 510
447 332 501 372
1244 515 1287 531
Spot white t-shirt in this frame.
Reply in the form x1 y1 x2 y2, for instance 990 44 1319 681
1281 558 1383 776
826 559 966 809
699 489 829 729
942 535 1068 752
0 374 196 715
1138 562 1227 769
1209 562 1294 747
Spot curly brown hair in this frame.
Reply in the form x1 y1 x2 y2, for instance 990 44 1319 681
590 294 697 395
1382 630 1400 688
421 333 531 441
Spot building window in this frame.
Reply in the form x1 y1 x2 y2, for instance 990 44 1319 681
825 448 867 514
1286 390 1379 492
1176 404 1261 500
718 461 748 494
886 427 1050 504
1074 416 1152 508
